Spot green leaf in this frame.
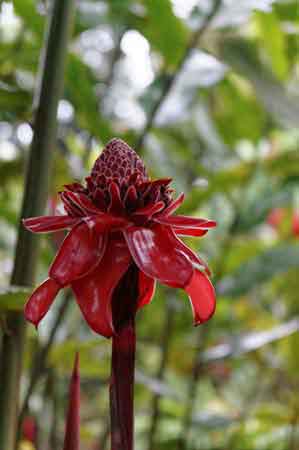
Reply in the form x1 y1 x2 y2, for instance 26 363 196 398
66 55 112 141
255 11 288 80
13 0 44 36
0 286 30 311
137 0 188 67
218 244 299 297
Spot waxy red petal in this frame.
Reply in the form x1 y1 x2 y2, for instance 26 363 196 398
23 216 79 233
158 192 185 216
137 272 156 309
109 182 124 215
172 231 211 276
133 201 165 218
154 215 217 229
24 278 60 327
185 270 216 324
60 192 85 217
83 214 128 233
72 237 132 337
124 225 193 288
63 353 80 450
63 191 100 215
49 222 107 286
175 227 208 237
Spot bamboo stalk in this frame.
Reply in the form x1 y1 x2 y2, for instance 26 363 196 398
0 1 75 448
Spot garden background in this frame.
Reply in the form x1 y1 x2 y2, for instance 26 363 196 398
1 0 299 449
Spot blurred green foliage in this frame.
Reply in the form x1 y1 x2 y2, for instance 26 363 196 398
1 0 299 449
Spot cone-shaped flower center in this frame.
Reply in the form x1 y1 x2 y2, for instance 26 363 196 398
91 138 148 187
80 138 172 214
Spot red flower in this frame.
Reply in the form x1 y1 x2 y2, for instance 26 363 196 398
23 138 216 337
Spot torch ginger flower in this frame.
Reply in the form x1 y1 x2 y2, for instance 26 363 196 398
23 138 216 336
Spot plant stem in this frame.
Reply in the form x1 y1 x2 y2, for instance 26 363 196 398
135 0 222 152
147 302 174 450
110 321 136 450
18 291 72 431
0 1 75 448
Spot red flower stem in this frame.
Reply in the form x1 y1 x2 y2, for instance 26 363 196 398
110 321 136 450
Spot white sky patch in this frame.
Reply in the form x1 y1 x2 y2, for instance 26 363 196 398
17 123 33 146
121 30 154 91
0 2 21 42
58 99 74 123
0 141 18 161
171 0 198 19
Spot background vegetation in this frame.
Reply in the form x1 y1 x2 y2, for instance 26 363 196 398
1 0 299 449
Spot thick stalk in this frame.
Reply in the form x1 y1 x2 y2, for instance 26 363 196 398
110 322 136 450
0 1 75 448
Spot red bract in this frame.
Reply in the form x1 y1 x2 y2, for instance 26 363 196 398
63 353 80 450
23 138 216 337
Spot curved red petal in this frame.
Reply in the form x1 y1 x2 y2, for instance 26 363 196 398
24 278 60 327
63 191 100 215
23 216 79 233
60 192 85 217
158 192 185 217
71 236 132 337
185 270 216 324
108 182 124 215
133 201 165 219
49 222 107 286
124 225 193 288
175 228 209 237
172 231 211 277
83 214 128 233
124 185 138 209
137 271 156 310
154 215 217 229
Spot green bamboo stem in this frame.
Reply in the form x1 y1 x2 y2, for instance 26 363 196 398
0 1 75 449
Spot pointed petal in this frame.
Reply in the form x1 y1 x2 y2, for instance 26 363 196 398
62 191 100 215
154 215 217 229
185 270 216 324
60 192 84 217
23 216 79 233
172 232 211 276
63 353 80 450
83 214 128 233
49 222 107 286
137 271 156 309
124 225 193 288
108 182 124 215
72 237 132 337
133 201 165 219
124 185 138 209
24 278 60 327
158 192 185 216
175 228 208 237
